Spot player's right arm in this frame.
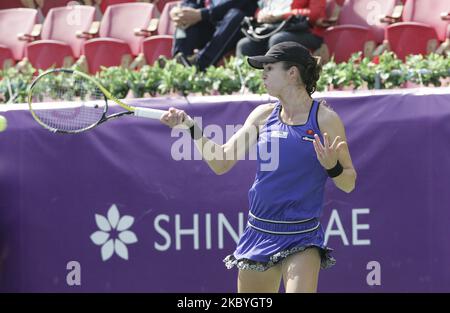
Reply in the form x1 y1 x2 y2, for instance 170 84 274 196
160 104 274 175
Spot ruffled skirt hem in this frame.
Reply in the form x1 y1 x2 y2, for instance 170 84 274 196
223 245 336 272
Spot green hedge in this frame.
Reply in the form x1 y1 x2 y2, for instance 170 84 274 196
1 51 449 104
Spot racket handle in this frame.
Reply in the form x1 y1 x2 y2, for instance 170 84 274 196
134 107 165 120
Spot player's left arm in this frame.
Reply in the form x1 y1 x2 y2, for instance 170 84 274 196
315 109 357 193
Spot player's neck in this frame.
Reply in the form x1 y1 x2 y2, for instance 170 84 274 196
279 87 312 120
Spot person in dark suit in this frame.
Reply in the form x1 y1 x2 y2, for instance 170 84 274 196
170 0 258 70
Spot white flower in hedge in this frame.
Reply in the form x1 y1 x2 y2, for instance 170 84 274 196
90 204 138 261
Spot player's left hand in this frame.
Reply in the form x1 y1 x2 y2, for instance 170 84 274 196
313 132 347 170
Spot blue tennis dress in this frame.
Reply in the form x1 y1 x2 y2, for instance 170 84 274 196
224 100 336 271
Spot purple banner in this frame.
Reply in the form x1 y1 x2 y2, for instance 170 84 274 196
1 89 450 292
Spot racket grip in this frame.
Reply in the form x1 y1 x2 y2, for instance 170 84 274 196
134 107 165 120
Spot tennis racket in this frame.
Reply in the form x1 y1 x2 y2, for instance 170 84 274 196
28 68 166 134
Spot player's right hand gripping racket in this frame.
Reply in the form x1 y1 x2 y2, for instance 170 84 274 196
28 68 166 134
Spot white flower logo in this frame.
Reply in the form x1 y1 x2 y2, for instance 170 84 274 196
90 204 138 261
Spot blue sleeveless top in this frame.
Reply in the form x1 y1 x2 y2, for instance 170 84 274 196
248 100 328 221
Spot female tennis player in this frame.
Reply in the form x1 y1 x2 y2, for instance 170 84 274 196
160 41 357 293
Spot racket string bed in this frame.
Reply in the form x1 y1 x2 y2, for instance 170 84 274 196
31 73 106 132
38 106 103 131
29 69 166 134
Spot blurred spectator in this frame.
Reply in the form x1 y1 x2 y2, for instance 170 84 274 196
236 0 326 57
171 0 258 71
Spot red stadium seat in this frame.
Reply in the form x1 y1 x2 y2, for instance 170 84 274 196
386 22 440 60
0 0 29 10
141 35 173 65
98 0 135 13
90 0 187 20
37 0 77 16
322 0 399 63
402 0 449 41
155 0 177 15
0 8 38 68
385 0 450 59
157 0 180 35
26 40 75 69
0 46 15 69
324 25 376 63
82 37 132 72
25 5 95 70
336 0 398 43
81 2 157 72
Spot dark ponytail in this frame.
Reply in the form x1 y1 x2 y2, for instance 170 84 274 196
283 56 322 96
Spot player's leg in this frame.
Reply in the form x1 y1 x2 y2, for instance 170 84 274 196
237 262 282 293
281 247 321 293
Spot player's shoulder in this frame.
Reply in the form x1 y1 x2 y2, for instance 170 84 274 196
253 102 277 114
246 102 276 126
317 100 344 132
